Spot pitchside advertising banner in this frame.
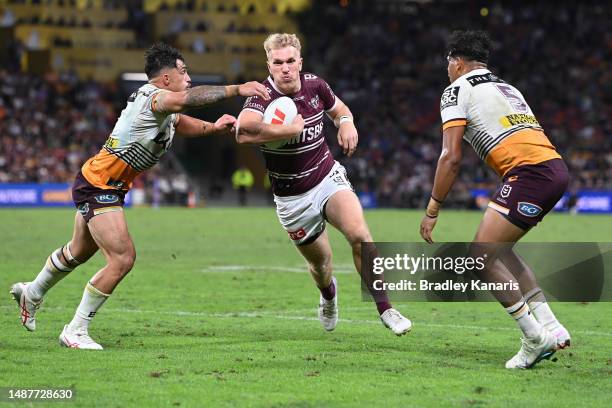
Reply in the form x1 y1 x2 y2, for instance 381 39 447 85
0 183 132 207
360 243 612 302
356 190 612 212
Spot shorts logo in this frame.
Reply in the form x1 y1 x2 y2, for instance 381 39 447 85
288 228 307 241
330 169 352 189
517 202 542 217
77 202 89 217
440 87 460 110
500 185 512 198
95 194 119 204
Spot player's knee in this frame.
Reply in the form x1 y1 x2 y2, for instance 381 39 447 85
345 227 372 248
309 255 332 275
111 248 136 276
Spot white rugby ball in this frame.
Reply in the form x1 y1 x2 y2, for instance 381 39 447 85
261 96 298 149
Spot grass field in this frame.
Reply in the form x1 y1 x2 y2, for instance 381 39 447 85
1 208 611 407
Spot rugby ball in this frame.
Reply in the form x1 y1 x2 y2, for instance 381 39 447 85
261 96 298 149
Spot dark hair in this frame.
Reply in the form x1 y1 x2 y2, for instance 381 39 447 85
446 30 491 64
144 42 184 78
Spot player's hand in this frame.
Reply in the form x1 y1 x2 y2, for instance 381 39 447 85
238 81 270 100
420 214 438 244
213 114 237 135
290 114 305 135
337 121 358 157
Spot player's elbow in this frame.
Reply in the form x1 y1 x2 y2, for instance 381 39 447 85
235 126 253 145
440 149 462 167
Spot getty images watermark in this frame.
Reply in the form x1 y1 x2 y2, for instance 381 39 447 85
361 242 612 302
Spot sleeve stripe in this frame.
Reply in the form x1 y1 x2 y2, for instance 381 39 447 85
325 96 339 112
242 108 264 116
442 119 467 131
442 117 467 126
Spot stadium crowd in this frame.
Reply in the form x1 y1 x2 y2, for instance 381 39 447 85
300 0 611 208
0 0 610 208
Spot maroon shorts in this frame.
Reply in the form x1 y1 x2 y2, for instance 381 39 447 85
488 159 569 230
72 171 127 223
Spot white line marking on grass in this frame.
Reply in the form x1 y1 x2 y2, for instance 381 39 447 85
200 264 355 274
2 305 611 337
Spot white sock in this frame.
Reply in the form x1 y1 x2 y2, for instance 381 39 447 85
525 288 559 329
505 299 543 339
67 282 110 332
27 244 79 301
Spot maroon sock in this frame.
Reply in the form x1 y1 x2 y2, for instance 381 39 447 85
319 280 336 300
376 301 392 315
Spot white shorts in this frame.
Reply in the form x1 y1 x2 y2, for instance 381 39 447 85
274 161 353 246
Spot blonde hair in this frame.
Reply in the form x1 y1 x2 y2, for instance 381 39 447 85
263 33 301 58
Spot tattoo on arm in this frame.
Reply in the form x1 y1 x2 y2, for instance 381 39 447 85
185 85 227 107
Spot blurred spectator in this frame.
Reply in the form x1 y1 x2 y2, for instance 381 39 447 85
232 166 254 206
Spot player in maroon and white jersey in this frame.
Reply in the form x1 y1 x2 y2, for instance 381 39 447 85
236 33 411 335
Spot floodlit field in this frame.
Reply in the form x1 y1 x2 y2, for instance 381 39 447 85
1 208 610 407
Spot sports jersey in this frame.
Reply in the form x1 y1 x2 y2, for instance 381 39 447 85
242 72 338 196
81 83 177 190
440 69 560 176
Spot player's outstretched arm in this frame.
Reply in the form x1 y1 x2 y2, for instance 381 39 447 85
175 114 237 138
327 98 358 157
154 82 270 114
235 110 304 145
420 125 465 243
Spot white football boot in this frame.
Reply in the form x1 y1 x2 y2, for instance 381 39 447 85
318 277 338 331
59 325 103 350
10 282 42 332
380 308 412 336
505 330 557 369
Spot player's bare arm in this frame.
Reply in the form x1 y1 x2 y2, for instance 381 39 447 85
420 125 465 243
327 98 358 157
235 110 305 145
175 114 237 138
154 82 270 114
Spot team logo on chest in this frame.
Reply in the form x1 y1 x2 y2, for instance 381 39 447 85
308 95 320 109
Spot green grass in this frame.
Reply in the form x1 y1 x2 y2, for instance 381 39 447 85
0 208 611 407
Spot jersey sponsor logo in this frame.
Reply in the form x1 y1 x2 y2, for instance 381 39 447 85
293 96 305 101
308 95 320 109
303 74 318 80
517 202 542 217
244 100 265 111
500 114 540 128
500 184 512 198
287 122 324 145
288 228 307 241
94 194 119 204
440 87 460 110
103 137 119 149
466 73 504 86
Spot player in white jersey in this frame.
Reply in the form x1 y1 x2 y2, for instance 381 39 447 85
419 31 570 368
10 43 270 349
236 33 412 336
